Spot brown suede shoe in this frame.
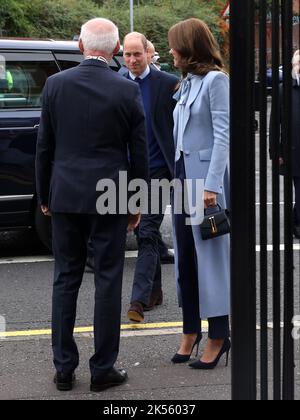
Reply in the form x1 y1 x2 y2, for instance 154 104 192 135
127 301 144 322
144 289 163 311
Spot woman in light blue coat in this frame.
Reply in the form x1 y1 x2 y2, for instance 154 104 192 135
168 18 230 369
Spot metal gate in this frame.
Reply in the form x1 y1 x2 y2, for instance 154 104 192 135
230 0 300 400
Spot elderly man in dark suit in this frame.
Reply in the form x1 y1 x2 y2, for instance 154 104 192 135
122 32 178 323
290 50 300 238
36 18 148 392
270 50 300 239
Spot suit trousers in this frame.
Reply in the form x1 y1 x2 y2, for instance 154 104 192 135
174 155 230 339
51 213 128 377
157 230 169 257
131 166 170 306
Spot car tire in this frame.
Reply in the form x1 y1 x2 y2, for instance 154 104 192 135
34 205 52 251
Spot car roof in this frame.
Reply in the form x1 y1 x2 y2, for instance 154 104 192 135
0 38 123 55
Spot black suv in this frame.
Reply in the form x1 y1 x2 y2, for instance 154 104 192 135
0 39 124 248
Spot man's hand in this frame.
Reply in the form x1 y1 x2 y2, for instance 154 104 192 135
204 190 217 209
128 213 141 232
41 205 51 216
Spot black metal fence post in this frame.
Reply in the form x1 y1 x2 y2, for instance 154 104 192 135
271 0 282 401
230 0 257 400
281 0 294 401
231 0 298 401
259 0 269 401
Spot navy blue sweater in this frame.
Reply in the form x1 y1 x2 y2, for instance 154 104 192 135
134 74 167 173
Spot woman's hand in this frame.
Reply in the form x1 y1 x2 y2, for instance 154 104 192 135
204 190 217 209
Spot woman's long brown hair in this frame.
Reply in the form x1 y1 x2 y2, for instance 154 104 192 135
168 18 225 78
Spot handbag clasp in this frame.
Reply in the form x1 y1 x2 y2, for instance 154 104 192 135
209 216 218 234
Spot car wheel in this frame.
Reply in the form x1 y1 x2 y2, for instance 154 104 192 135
34 205 52 251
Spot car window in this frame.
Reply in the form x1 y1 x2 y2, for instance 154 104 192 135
55 52 122 72
113 55 125 69
0 51 59 109
108 56 121 72
54 52 83 70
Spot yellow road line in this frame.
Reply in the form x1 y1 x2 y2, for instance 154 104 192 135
0 321 209 339
121 321 184 330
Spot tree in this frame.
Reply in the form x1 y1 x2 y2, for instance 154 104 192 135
96 0 229 65
0 0 29 36
0 0 229 67
0 0 99 38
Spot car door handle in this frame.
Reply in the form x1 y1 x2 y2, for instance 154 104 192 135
0 125 40 131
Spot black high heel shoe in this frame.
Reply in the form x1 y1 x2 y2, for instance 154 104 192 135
189 338 231 370
171 332 202 364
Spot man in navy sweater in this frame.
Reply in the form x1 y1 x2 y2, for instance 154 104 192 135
123 32 178 322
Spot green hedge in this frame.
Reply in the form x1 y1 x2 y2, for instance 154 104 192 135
98 0 228 65
0 0 229 67
0 0 99 38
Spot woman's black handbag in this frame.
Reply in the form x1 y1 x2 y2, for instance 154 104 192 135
200 204 230 240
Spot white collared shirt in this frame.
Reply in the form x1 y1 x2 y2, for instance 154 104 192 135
129 65 150 81
85 55 108 64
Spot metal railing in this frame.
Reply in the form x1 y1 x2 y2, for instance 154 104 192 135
230 0 299 400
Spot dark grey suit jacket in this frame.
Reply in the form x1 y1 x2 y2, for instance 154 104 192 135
269 80 300 176
36 59 149 213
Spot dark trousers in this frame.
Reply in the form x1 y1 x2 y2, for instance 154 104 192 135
157 231 169 257
174 156 230 339
294 177 300 226
51 213 128 377
131 166 170 306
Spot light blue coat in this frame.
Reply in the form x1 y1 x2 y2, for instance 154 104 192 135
172 71 230 319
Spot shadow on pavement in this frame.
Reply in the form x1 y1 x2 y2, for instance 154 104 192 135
0 230 49 258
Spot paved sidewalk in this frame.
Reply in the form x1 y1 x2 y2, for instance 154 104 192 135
0 332 231 400
1 244 300 400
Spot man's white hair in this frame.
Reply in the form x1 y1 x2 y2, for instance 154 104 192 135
80 18 119 54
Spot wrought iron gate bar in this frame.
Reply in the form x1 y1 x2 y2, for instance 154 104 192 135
231 0 298 401
230 0 257 401
281 0 294 401
271 0 282 401
259 0 269 401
